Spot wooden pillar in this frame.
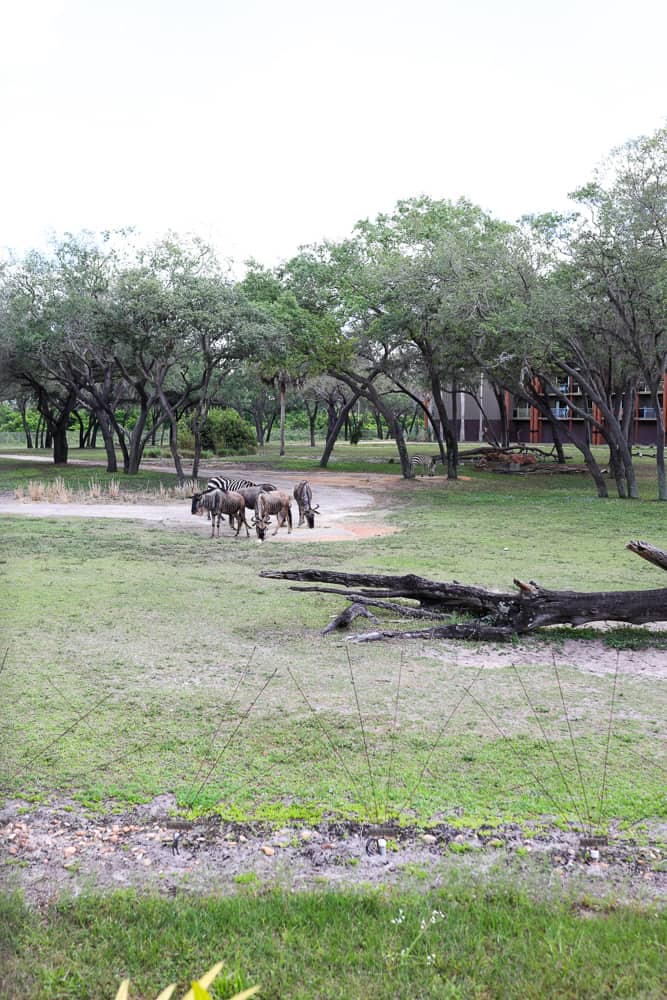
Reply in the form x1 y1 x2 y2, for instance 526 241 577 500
529 378 541 443
663 374 667 443
504 390 512 444
568 376 573 433
592 403 603 445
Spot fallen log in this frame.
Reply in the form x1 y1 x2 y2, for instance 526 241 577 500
260 541 667 642
626 540 667 573
321 602 377 635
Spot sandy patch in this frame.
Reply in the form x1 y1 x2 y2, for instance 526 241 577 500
0 467 402 542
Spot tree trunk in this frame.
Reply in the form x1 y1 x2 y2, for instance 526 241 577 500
650 385 667 501
52 422 69 464
18 400 33 449
319 389 362 468
279 379 287 457
97 412 118 473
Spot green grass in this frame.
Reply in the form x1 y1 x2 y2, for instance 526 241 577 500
2 448 667 997
1 468 665 830
2 887 666 999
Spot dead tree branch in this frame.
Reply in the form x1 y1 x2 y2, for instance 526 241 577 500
261 540 667 643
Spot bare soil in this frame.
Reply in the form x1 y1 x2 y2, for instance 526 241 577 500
0 465 400 543
1 797 665 908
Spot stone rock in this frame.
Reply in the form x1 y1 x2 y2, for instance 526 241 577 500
422 834 437 845
0 801 28 824
261 845 275 856
136 794 178 821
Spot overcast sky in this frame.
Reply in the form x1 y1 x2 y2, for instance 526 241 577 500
2 0 665 267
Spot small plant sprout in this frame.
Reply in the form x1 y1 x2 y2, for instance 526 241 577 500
389 908 445 967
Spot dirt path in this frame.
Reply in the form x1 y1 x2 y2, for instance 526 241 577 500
0 462 402 542
1 796 664 907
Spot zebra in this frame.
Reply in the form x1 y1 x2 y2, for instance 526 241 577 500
191 489 250 538
205 476 278 493
202 477 277 523
293 480 320 528
251 490 293 540
409 455 438 478
206 476 256 493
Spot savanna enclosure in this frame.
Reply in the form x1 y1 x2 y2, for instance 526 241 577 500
1 445 666 999
1 124 666 998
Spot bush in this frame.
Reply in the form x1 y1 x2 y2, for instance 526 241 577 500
201 409 256 455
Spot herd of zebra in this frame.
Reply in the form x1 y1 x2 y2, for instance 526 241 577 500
190 476 319 541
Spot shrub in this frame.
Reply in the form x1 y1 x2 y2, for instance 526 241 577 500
201 409 256 455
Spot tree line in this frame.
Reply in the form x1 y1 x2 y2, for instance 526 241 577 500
1 124 665 498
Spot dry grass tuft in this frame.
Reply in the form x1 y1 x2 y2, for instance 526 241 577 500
46 476 72 503
173 479 200 499
27 480 45 502
19 477 201 504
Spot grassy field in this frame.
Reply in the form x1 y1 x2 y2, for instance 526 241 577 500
3 886 666 999
1 447 666 997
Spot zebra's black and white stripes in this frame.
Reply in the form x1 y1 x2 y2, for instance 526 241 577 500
409 455 438 477
205 476 256 494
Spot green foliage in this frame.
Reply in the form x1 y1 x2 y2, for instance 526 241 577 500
200 408 256 455
0 402 38 432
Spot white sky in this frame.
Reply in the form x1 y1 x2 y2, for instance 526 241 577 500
1 0 665 267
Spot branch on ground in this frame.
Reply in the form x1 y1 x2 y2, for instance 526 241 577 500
260 541 667 643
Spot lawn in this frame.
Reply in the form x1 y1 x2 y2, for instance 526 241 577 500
1 447 666 998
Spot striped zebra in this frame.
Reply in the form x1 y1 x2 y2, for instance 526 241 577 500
409 455 438 478
203 476 276 522
205 476 256 494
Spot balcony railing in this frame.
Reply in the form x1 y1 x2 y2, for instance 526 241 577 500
551 406 569 419
638 407 657 419
513 407 531 419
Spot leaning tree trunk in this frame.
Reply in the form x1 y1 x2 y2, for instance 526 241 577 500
18 400 33 449
319 388 362 468
650 385 667 501
260 540 667 643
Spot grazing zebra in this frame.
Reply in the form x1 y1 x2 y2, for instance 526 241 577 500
293 480 320 528
252 490 293 540
191 489 250 538
202 477 277 523
409 455 438 478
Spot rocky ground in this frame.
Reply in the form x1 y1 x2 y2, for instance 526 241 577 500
1 796 665 909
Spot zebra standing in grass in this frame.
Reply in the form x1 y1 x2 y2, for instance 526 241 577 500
409 455 438 478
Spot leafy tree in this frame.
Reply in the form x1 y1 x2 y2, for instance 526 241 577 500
568 125 667 498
